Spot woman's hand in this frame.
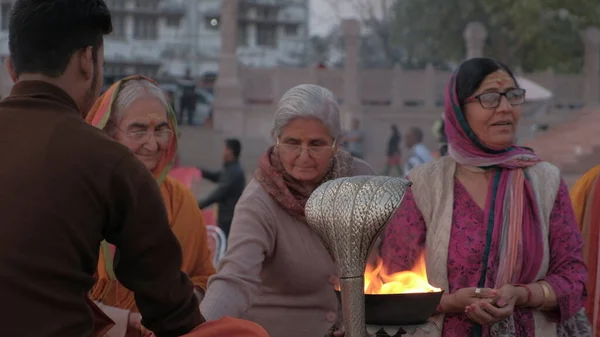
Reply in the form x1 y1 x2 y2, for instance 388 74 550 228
444 287 498 313
129 312 152 335
465 284 518 325
325 325 344 337
128 312 143 330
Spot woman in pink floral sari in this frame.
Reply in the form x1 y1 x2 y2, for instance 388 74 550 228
381 57 590 337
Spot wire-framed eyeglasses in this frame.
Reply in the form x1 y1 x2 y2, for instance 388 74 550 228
464 88 526 109
276 138 336 158
123 128 173 144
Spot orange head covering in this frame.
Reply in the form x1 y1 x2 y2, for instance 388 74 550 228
88 75 182 309
85 75 178 183
570 165 600 334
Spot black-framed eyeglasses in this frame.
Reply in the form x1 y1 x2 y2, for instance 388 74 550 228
464 88 526 109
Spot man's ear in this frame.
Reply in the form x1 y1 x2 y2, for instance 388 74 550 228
5 56 17 82
78 46 94 81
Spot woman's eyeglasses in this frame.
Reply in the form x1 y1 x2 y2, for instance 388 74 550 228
464 88 526 109
125 128 173 144
276 139 336 158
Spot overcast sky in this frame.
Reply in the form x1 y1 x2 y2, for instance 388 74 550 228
309 0 357 35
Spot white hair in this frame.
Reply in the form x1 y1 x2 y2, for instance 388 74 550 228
106 78 170 134
271 84 341 140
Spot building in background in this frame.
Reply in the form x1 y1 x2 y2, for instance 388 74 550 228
104 0 311 78
0 0 310 81
0 0 188 83
102 0 186 81
200 0 309 69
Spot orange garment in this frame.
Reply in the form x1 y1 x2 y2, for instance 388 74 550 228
570 164 600 335
571 165 600 225
156 317 270 337
88 75 215 313
90 176 216 311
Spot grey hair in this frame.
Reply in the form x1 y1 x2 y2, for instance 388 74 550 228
271 84 341 140
106 78 170 135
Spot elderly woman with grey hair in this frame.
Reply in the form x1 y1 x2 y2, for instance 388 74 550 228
86 76 215 337
200 84 374 336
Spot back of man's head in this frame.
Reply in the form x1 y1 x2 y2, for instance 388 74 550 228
9 0 112 78
225 138 242 159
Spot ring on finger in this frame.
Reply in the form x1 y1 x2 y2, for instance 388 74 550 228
475 288 482 297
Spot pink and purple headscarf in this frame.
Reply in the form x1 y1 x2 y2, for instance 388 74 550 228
444 68 545 316
444 69 540 168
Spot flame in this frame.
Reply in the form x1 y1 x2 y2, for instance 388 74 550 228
363 254 441 294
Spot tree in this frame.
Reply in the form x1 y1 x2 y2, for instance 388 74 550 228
389 0 600 72
318 0 405 67
316 0 600 72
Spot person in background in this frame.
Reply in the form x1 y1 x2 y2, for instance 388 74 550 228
383 124 403 176
177 68 197 125
570 164 600 335
86 76 216 337
200 84 374 337
404 126 433 174
198 138 246 238
343 118 365 159
432 112 448 157
0 1 204 336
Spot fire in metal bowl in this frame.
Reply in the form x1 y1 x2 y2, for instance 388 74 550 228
334 289 444 326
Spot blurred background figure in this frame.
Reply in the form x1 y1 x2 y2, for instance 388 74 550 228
177 68 197 125
198 138 246 238
382 124 403 176
404 126 433 174
342 118 365 159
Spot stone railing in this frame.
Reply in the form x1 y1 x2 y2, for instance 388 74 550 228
239 66 587 112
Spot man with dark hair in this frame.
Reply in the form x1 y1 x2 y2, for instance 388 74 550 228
198 138 246 238
0 1 203 336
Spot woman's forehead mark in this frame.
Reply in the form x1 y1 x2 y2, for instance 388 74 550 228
482 71 513 89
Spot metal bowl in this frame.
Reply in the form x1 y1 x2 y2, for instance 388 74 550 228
335 290 444 326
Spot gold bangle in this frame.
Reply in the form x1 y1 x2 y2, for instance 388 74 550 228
535 282 550 310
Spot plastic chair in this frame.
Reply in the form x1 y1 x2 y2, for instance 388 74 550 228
206 225 227 266
169 167 202 189
202 208 216 227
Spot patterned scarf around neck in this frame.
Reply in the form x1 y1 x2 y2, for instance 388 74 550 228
255 146 355 220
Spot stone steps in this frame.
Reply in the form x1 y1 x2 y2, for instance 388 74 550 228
177 107 599 193
524 107 600 184
177 125 270 175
